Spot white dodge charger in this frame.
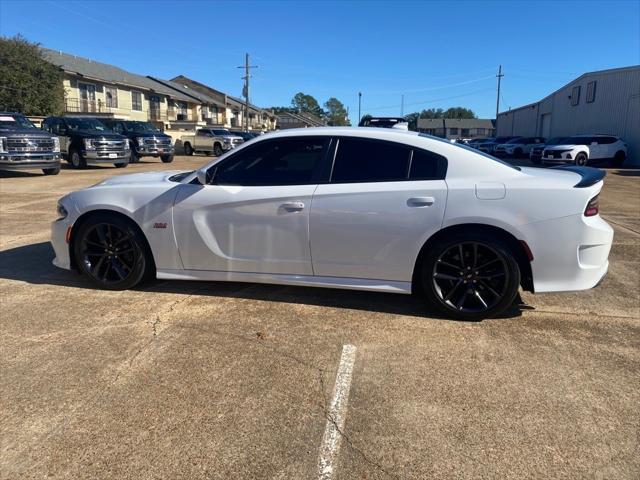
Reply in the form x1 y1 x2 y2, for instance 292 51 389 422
51 127 613 320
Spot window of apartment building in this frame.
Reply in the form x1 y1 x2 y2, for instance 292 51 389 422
586 81 597 103
201 105 210 120
476 128 485 135
449 128 459 135
461 128 469 136
105 86 118 108
571 85 581 106
131 91 143 111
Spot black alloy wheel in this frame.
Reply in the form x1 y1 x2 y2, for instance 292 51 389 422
575 152 588 166
75 215 148 290
422 234 520 320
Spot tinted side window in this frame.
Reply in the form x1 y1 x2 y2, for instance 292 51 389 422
410 149 447 180
332 137 410 183
214 137 328 186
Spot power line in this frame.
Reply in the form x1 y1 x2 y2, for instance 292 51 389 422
365 87 495 112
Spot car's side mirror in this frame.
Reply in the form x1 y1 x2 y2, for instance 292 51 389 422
197 168 209 185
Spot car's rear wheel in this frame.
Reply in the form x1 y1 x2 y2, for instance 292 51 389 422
183 142 194 156
421 233 520 321
74 214 149 290
575 152 588 166
612 150 626 167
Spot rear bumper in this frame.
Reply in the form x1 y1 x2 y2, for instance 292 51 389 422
524 213 613 292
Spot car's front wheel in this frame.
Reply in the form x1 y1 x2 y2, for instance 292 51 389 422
74 214 150 290
43 167 60 175
183 142 194 156
421 233 521 321
575 152 588 166
213 143 223 156
69 148 86 169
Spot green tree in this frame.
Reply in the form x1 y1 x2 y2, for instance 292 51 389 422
419 108 445 119
324 97 350 126
404 112 420 131
291 92 324 118
0 35 64 115
442 107 476 119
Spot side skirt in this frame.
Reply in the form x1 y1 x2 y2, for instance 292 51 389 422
156 269 412 294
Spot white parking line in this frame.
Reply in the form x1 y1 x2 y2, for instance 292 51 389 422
317 344 357 480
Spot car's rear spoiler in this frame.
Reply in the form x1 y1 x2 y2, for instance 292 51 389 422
550 165 606 188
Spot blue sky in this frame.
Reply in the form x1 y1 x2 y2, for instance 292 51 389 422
1 0 639 122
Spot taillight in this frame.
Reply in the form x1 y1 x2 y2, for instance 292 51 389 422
584 195 599 217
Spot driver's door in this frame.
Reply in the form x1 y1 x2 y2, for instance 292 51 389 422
172 136 330 275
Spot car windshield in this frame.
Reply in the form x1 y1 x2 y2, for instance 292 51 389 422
561 136 591 145
418 133 520 171
0 114 36 130
213 129 231 135
505 137 524 144
124 121 159 133
493 137 513 143
546 137 567 145
65 118 108 131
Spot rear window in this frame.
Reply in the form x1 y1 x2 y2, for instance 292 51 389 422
332 137 410 183
410 149 447 180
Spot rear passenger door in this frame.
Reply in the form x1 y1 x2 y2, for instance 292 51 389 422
309 136 448 282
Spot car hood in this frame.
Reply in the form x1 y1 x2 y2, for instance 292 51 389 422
95 170 184 187
544 144 583 151
0 127 55 137
222 135 244 141
74 130 125 140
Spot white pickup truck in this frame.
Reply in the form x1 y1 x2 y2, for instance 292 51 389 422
181 128 244 156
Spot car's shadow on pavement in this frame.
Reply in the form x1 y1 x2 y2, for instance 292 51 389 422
0 242 524 321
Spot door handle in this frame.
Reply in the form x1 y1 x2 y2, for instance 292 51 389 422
407 197 435 207
281 201 305 211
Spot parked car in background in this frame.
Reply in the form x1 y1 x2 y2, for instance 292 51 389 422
542 135 627 167
42 117 129 169
181 128 244 156
101 120 174 163
477 136 518 154
530 137 567 164
0 112 61 175
359 117 409 130
494 137 546 158
467 137 493 150
232 131 259 142
52 127 612 321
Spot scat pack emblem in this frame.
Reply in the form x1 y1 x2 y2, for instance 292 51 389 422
153 222 168 229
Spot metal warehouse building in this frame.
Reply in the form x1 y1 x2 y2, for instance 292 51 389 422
496 66 640 166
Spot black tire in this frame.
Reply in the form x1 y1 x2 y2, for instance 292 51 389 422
213 143 223 157
43 167 60 175
612 151 626 168
420 232 521 321
531 157 541 165
73 213 151 290
160 154 174 163
114 162 127 168
575 152 588 166
69 148 86 169
184 142 194 156
514 148 523 158
130 149 140 163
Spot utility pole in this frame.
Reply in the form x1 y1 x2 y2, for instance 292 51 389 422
400 94 404 116
237 53 258 131
358 92 362 124
495 65 504 119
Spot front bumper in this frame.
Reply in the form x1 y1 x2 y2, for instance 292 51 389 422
136 145 174 157
51 217 72 270
82 150 130 164
0 153 61 170
542 158 573 166
524 213 613 292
